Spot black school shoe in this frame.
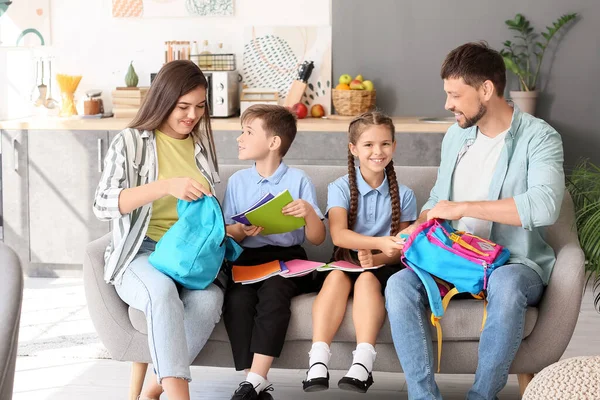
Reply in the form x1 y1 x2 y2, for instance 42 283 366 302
302 362 330 392
230 382 274 400
337 363 374 393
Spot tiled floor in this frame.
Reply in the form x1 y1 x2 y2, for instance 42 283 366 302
12 278 600 399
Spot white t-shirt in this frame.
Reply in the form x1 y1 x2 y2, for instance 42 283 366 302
451 129 508 238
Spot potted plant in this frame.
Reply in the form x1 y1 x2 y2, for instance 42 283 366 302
567 160 600 312
500 13 578 115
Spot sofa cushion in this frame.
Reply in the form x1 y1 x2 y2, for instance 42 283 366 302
129 293 537 342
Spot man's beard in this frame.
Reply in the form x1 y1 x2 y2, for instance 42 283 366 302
457 103 487 129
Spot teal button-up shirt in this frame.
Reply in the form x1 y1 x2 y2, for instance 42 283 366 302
422 105 565 284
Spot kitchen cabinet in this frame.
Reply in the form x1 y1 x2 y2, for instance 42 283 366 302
1 129 110 275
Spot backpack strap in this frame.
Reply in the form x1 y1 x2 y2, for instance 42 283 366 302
429 287 460 373
471 291 488 332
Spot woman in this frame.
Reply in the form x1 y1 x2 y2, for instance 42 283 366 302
93 60 223 400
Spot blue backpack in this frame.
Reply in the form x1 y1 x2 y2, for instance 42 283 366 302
149 196 243 290
402 219 510 372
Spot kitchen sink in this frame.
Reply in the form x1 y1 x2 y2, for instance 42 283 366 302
419 116 455 123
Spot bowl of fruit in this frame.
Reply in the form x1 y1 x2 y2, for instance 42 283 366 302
332 74 376 116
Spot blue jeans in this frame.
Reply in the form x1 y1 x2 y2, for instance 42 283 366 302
115 237 224 382
385 264 544 400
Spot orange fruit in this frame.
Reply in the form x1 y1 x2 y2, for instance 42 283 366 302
335 83 350 90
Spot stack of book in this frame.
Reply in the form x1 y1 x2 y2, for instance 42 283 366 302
231 259 386 285
112 87 149 118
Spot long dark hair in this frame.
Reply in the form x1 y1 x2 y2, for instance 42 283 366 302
128 60 218 169
333 111 402 262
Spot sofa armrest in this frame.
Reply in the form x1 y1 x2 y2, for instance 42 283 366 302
514 193 586 371
83 234 142 361
0 243 23 400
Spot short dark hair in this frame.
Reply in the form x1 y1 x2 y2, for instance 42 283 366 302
441 41 506 96
241 104 297 157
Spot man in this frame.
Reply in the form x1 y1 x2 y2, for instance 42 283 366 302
385 42 565 400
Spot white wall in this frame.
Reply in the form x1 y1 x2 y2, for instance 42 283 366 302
0 0 330 119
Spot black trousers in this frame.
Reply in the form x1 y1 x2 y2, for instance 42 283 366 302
223 245 315 370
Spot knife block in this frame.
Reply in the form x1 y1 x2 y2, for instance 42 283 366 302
283 80 307 108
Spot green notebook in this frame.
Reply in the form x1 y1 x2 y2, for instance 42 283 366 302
245 190 306 235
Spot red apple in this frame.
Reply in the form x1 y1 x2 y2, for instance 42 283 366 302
292 103 308 119
310 104 325 118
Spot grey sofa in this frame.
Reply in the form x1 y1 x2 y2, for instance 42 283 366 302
83 165 586 399
0 243 23 400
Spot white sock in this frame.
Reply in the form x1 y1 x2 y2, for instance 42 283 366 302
306 341 331 380
345 343 376 381
245 372 269 393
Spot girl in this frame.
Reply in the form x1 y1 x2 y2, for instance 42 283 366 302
93 60 223 400
302 111 417 393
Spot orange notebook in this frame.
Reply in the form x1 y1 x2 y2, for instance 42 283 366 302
232 260 283 284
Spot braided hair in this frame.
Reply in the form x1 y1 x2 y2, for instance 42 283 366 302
333 111 402 262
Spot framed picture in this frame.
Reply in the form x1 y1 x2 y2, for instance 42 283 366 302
0 0 51 47
112 0 234 18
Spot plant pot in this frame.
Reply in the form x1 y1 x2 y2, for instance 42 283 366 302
510 90 538 116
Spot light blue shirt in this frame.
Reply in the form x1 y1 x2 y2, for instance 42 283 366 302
326 167 418 237
223 162 324 248
422 104 565 285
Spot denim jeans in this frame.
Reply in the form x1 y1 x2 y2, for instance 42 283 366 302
385 264 544 400
115 237 224 382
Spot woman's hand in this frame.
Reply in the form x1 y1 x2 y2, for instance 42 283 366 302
357 249 374 269
166 177 212 202
241 224 263 237
282 199 315 218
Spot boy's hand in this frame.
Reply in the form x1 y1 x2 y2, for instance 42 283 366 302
378 236 404 258
357 249 374 269
282 199 314 218
241 224 263 237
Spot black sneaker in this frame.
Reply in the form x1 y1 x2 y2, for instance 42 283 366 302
230 382 259 400
258 384 274 399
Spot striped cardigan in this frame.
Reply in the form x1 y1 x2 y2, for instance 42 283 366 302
92 128 220 285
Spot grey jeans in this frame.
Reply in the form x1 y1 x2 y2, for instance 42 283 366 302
115 237 224 382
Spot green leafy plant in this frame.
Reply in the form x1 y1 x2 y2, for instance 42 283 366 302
567 160 600 311
500 13 578 92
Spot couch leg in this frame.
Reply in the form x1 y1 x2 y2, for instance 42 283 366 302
129 362 148 400
517 373 534 397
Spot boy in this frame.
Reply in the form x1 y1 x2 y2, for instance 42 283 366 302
222 104 326 400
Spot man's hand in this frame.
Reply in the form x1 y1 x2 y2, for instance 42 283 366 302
377 237 404 258
241 224 263 237
427 200 467 221
357 249 374 269
282 199 315 218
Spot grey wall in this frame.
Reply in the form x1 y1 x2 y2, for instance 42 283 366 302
332 0 600 167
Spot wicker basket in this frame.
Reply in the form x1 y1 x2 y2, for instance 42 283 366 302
332 89 376 116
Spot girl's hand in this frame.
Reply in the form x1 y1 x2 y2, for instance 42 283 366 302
166 177 211 202
357 249 374 269
282 199 314 218
241 224 263 237
378 236 404 258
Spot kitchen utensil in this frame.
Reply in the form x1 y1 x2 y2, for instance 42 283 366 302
283 60 314 108
34 58 47 107
44 59 58 109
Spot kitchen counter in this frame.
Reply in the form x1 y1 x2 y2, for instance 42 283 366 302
0 116 452 133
